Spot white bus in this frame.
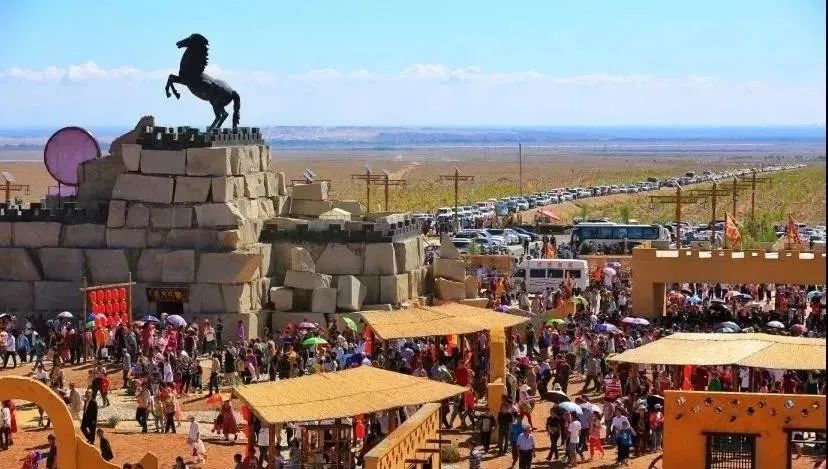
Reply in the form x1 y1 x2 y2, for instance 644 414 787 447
570 223 670 258
514 259 589 294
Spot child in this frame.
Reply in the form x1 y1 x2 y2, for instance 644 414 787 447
615 420 634 466
588 412 605 459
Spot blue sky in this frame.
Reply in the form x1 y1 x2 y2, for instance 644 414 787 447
0 0 824 127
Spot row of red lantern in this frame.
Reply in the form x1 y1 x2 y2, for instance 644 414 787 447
88 288 127 304
90 300 129 315
92 313 129 329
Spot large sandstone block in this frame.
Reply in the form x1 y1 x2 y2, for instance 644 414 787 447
292 182 328 201
211 176 235 202
140 149 186 175
259 145 271 171
231 146 260 175
161 250 196 283
76 155 125 202
276 172 287 196
147 230 168 247
13 222 61 248
194 203 244 227
333 200 363 217
363 243 397 275
221 283 252 313
284 270 332 290
165 229 219 249
269 286 294 312
0 281 34 310
0 248 41 281
185 147 232 176
255 243 274 276
291 199 333 217
315 243 363 275
174 176 211 203
136 249 168 282
0 222 11 246
112 173 174 204
361 304 393 311
275 196 290 215
34 281 82 311
380 274 408 304
436 277 466 301
336 275 366 312
189 283 224 314
394 237 421 273
244 173 266 198
464 276 480 299
237 199 260 220
217 230 244 250
121 143 141 172
408 267 427 298
264 173 278 197
197 252 262 283
107 200 126 228
357 275 380 305
126 203 150 227
439 233 461 260
85 249 130 283
434 257 466 282
106 228 147 248
63 224 106 248
311 287 337 314
38 248 85 281
151 207 193 229
233 177 246 198
258 198 276 219
290 247 315 272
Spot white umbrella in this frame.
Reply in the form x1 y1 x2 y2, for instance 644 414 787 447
621 317 650 326
57 311 73 319
766 321 784 329
725 290 740 299
603 267 617 277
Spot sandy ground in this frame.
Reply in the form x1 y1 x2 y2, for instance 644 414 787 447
0 361 822 469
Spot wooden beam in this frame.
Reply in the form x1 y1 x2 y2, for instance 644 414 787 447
405 458 430 464
426 438 451 444
416 448 441 453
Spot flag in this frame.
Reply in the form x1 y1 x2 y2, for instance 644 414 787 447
543 243 556 258
786 213 799 243
725 213 741 247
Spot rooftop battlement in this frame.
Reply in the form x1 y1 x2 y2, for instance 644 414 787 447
136 126 264 150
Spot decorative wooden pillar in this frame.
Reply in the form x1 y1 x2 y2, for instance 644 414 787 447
268 423 277 469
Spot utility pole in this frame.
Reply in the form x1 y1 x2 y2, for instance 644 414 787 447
0 172 30 205
518 143 523 196
738 170 770 223
439 167 474 232
351 165 384 215
649 185 705 247
691 182 739 248
369 169 407 212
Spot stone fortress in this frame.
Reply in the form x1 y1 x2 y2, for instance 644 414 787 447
0 119 471 340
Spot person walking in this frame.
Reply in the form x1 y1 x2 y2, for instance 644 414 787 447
588 412 605 459
516 424 535 469
566 411 583 467
187 415 205 464
97 428 114 461
497 400 514 455
3 332 17 368
135 384 152 433
0 400 11 450
478 407 495 453
545 407 562 462
68 383 83 420
615 420 635 465
81 395 98 444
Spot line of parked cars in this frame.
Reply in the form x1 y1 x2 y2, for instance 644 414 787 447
411 163 806 236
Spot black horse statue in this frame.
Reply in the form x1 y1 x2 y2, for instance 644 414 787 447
165 33 241 131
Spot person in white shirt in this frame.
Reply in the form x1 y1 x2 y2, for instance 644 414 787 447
3 333 17 368
0 402 11 450
162 359 174 384
202 321 216 356
257 424 270 463
516 424 536 469
739 367 751 392
610 408 630 438
567 415 582 465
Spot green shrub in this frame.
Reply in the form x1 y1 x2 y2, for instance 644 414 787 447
441 443 461 463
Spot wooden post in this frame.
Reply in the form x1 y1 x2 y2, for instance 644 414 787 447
268 422 277 469
81 276 88 363
128 271 133 323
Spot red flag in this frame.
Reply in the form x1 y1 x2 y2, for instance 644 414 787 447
786 213 799 243
725 213 741 247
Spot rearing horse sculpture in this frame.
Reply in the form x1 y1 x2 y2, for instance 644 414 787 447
165 33 241 131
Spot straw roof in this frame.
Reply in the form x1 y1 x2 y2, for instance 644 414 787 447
359 303 529 340
608 332 826 370
232 366 467 425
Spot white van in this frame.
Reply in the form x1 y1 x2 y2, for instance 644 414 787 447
514 259 589 294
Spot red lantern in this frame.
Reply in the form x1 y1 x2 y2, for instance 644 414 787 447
105 303 113 315
89 291 97 303
118 288 127 300
91 302 100 314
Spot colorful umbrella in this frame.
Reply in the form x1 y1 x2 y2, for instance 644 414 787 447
85 320 95 329
766 321 785 329
807 291 823 301
141 315 160 323
621 317 649 326
303 337 328 346
595 323 620 334
343 317 358 332
602 267 617 277
298 321 317 329
571 296 588 306
546 318 565 326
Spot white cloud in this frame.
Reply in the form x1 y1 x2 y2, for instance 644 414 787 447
0 62 823 126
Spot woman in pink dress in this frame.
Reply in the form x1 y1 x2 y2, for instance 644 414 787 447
220 400 239 441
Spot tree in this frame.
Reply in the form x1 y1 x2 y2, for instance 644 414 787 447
618 204 632 224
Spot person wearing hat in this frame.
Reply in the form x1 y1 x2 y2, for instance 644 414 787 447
649 403 664 451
